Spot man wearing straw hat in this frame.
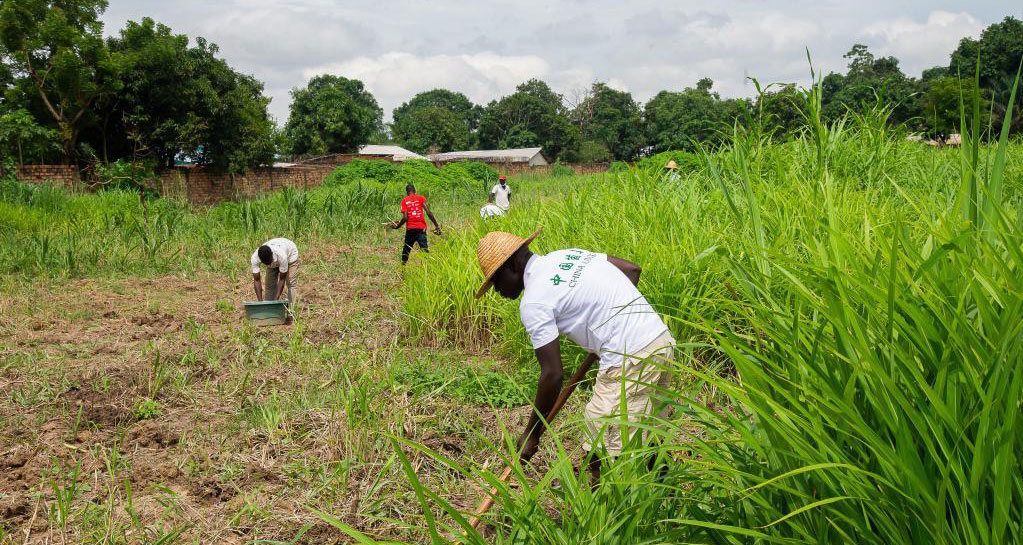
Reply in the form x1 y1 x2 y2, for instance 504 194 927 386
475 228 675 479
663 159 681 182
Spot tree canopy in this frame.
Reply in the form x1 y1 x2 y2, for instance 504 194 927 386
285 74 382 156
477 79 578 161
0 0 124 163
572 83 645 161
644 79 746 153
391 89 479 153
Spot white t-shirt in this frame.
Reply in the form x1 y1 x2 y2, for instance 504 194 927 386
519 249 670 370
480 203 505 218
491 183 511 210
251 237 299 274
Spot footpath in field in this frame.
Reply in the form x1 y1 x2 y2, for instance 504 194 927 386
0 237 545 543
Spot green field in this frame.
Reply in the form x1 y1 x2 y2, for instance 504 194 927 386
2 98 1023 544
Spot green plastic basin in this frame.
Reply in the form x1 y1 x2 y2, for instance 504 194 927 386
243 300 289 326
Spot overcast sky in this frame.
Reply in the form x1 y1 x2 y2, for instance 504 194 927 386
101 1 1018 125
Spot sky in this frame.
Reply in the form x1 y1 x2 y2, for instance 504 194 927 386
101 1 1019 125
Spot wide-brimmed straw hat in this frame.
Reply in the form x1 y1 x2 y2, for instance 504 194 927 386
475 227 542 298
664 160 678 170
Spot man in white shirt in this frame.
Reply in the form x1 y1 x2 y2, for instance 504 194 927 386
474 228 674 479
480 202 505 219
251 238 300 321
490 175 512 211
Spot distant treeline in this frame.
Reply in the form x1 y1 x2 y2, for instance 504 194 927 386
1 1 1021 171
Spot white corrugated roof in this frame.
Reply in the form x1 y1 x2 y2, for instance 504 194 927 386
427 147 543 163
358 145 427 162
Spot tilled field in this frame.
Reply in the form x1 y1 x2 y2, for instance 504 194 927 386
0 241 563 544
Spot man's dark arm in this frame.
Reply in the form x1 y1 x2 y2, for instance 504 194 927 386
607 255 641 286
424 204 441 231
274 269 289 300
390 212 408 229
252 272 263 300
517 338 564 460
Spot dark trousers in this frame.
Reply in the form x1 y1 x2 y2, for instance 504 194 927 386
402 228 429 263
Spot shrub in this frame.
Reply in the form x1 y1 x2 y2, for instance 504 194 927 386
636 150 702 172
549 162 575 177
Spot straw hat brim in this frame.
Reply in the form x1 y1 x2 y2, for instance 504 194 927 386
475 227 542 298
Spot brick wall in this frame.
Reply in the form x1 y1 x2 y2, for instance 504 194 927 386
2 164 80 187
436 161 610 176
152 165 339 204
7 159 611 204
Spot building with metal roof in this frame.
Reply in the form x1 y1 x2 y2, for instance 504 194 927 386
427 147 548 166
358 145 428 162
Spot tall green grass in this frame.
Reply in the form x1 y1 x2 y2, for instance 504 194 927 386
0 179 469 277
359 76 1023 543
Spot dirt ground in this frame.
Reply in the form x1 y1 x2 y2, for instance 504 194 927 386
0 240 550 544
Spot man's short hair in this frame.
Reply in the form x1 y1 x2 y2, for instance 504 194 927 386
257 245 273 265
405 184 415 193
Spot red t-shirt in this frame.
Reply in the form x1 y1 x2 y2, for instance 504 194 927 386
401 194 428 230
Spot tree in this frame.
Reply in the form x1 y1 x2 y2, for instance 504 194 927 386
392 89 478 153
0 107 58 164
85 18 275 171
0 0 124 164
285 74 382 156
477 79 577 161
821 44 919 125
571 83 644 161
643 79 745 153
751 83 804 140
950 17 1023 134
919 76 989 139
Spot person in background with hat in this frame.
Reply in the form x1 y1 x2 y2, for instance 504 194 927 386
389 183 441 264
474 228 675 480
251 237 300 324
663 160 681 182
490 175 512 212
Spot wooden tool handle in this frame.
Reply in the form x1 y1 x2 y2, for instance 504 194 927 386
465 352 599 531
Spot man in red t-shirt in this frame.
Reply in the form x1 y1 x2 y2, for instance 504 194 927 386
389 184 442 263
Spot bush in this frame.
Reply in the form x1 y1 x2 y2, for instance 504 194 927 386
323 159 399 186
549 162 575 177
324 159 498 191
94 160 159 198
607 161 630 173
636 150 703 172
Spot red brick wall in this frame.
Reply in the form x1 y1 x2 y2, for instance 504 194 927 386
153 165 339 204
435 161 610 176
6 159 611 204
4 165 80 187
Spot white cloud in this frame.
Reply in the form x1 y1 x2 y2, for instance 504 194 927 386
862 11 986 76
99 1 1015 125
304 52 550 119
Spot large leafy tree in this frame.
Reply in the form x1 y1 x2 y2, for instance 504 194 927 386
0 0 125 164
950 17 1023 134
477 79 577 161
644 78 745 153
572 83 644 161
0 107 59 164
752 83 804 140
91 18 275 170
391 89 479 153
821 44 919 125
918 76 990 139
285 74 382 156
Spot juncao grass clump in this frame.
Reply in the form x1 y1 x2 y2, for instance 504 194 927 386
365 73 1023 544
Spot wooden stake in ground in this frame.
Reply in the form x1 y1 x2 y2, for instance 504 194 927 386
465 352 600 533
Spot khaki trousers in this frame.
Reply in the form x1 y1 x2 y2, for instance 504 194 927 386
265 261 299 310
582 329 675 456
